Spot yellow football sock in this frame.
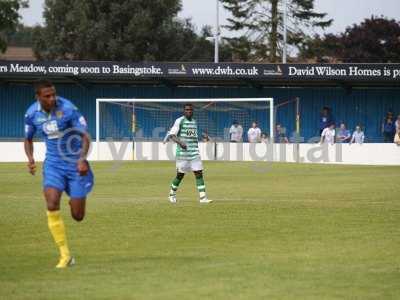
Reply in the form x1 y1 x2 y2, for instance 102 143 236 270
47 210 70 259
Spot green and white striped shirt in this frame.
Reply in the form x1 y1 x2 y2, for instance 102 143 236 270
169 116 200 161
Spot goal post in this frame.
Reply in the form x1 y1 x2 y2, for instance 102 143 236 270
95 98 274 160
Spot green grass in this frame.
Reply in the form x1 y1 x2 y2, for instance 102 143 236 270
0 161 399 299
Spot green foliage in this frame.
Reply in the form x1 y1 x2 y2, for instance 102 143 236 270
7 24 34 47
1 161 400 299
298 33 343 62
180 26 233 62
0 0 28 52
33 0 229 61
221 0 332 62
299 16 400 63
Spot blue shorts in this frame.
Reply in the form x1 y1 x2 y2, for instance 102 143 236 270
43 161 94 199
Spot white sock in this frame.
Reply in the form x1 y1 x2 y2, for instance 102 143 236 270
199 191 207 200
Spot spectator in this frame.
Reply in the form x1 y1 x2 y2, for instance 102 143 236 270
320 123 335 145
336 122 351 143
319 106 335 135
229 120 243 142
350 125 365 144
395 115 400 132
275 123 289 143
394 128 400 146
261 133 269 143
385 110 394 118
201 129 210 142
247 121 261 143
382 112 396 143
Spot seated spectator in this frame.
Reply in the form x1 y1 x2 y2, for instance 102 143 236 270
394 128 400 146
201 129 210 142
382 112 396 143
275 123 289 143
261 133 269 143
350 125 365 144
229 120 243 142
320 123 335 145
396 115 400 132
247 121 261 143
336 122 351 143
319 106 335 135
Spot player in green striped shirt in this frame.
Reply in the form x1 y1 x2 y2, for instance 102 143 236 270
165 103 212 204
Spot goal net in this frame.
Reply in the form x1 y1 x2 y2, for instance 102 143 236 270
95 98 274 160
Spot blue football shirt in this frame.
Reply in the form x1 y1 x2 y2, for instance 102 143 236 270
24 97 88 168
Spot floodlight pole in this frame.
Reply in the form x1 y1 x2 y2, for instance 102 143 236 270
214 0 220 63
283 0 288 63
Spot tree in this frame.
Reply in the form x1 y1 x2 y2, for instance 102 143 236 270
7 24 34 47
299 17 400 63
179 26 233 62
298 33 343 62
0 0 28 52
340 17 400 63
221 0 332 62
33 0 227 62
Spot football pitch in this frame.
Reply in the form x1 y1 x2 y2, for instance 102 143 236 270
1 161 399 299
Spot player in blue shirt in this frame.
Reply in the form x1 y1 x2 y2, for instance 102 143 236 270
24 79 94 268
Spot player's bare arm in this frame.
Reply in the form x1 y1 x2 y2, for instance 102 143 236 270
77 132 91 176
24 138 36 175
169 134 187 150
